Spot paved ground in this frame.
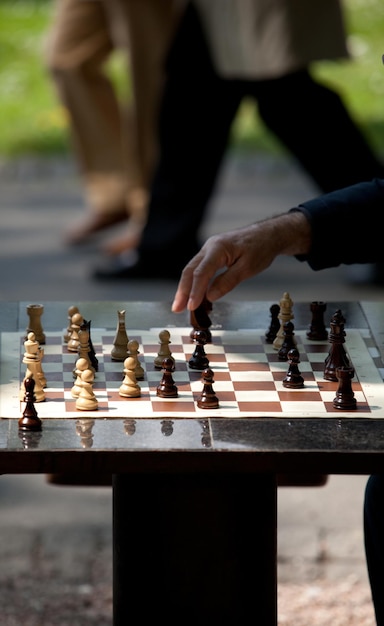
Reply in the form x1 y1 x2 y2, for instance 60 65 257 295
0 152 383 624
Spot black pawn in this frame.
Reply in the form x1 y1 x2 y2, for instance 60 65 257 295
197 368 219 409
278 321 296 361
333 366 357 410
265 304 280 343
157 357 178 398
307 301 328 340
324 310 350 381
18 377 42 431
189 330 209 370
282 348 304 389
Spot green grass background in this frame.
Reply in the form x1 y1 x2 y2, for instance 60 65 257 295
1 0 384 159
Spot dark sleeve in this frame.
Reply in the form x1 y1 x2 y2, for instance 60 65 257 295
290 178 384 270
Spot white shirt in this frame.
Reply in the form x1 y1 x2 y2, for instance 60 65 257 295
193 0 349 79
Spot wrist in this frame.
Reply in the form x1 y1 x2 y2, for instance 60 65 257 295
269 211 312 257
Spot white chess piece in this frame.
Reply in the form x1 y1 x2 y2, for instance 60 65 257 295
20 331 46 402
75 368 98 410
127 339 144 380
71 357 90 398
119 356 141 397
154 329 175 369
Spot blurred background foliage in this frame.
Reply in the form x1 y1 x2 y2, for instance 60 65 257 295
1 0 384 159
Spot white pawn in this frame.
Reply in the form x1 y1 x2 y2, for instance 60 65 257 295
154 329 175 369
71 357 89 398
119 356 141 398
64 305 79 343
76 368 98 411
68 312 84 352
127 339 144 380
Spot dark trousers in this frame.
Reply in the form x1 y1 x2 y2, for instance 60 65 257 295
364 474 384 625
138 3 384 267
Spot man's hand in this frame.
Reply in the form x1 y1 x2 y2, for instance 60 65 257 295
172 211 311 312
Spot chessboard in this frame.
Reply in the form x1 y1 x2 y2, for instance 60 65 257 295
1 325 383 419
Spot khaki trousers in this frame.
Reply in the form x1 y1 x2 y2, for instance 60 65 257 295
46 0 181 219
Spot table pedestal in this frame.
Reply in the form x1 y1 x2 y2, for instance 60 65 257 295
113 472 277 625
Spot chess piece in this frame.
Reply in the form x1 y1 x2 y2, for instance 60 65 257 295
119 356 141 397
273 292 295 350
64 305 79 343
27 333 47 389
333 366 357 410
25 303 46 345
75 368 98 410
71 357 90 398
324 309 350 381
127 339 145 380
154 329 175 369
278 321 296 361
265 303 280 343
197 368 219 409
37 339 47 388
190 297 212 343
83 319 98 371
20 332 45 402
111 310 129 361
18 376 42 431
282 348 304 388
189 330 209 370
77 323 94 372
307 301 328 340
157 357 178 397
67 311 84 352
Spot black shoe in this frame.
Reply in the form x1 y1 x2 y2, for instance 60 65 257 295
92 252 183 281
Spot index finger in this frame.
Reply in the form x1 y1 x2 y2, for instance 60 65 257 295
172 255 211 312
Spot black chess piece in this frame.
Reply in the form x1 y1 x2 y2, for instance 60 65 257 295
82 319 99 371
278 321 296 361
282 348 304 388
333 366 357 410
307 301 328 340
18 376 42 431
265 304 280 343
324 309 350 381
197 368 219 409
189 330 210 370
157 357 178 397
190 297 212 343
